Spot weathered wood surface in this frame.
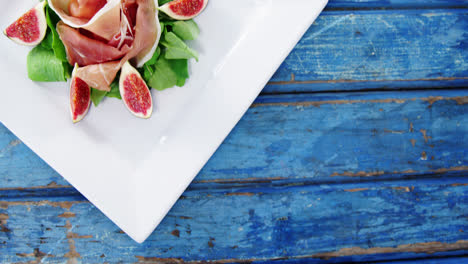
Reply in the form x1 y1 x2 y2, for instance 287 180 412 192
1 0 468 263
327 0 468 9
1 90 467 191
1 178 467 263
377 257 468 264
1 90 467 263
267 9 468 93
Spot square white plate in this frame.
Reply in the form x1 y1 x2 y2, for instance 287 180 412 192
0 0 327 243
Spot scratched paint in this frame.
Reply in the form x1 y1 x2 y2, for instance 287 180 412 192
1 1 467 263
266 9 468 92
0 126 68 188
0 179 467 263
326 0 468 9
205 90 468 183
1 90 467 190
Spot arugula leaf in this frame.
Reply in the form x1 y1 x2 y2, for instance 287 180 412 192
171 20 199 40
161 32 199 61
106 79 122 99
168 59 189 87
90 88 107 106
45 6 68 63
145 46 161 66
148 56 178 90
30 4 71 82
146 55 190 90
41 32 54 50
27 45 68 82
143 64 154 82
158 0 173 5
62 62 71 79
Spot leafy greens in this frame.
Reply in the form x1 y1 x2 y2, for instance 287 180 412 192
27 1 200 107
28 5 70 82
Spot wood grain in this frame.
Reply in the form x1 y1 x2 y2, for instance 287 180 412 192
0 178 467 263
266 9 468 93
327 0 468 9
1 2 467 262
1 90 467 191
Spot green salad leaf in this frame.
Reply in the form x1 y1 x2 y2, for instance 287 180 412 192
158 0 173 5
171 20 199 40
45 6 68 63
141 18 200 91
148 56 178 90
90 88 108 106
161 32 199 61
169 59 189 87
106 79 122 99
40 32 54 50
27 1 200 103
90 79 121 106
27 3 71 82
27 45 68 82
145 52 190 90
145 46 161 66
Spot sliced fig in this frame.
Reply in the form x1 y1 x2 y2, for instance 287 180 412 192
160 0 208 20
119 61 153 118
4 2 47 46
70 65 91 123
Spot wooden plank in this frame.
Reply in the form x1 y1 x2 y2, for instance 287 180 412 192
374 257 468 264
326 0 468 9
253 256 468 264
266 9 468 93
1 89 467 191
1 178 467 263
0 126 69 189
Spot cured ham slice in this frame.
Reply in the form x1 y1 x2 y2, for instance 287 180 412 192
74 61 120 91
57 21 130 66
49 0 121 40
133 0 161 67
61 0 160 91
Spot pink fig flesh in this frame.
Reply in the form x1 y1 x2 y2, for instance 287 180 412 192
160 0 208 20
4 2 47 46
119 62 153 118
70 72 91 123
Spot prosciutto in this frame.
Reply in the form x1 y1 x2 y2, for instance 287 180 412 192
49 0 122 40
56 0 160 91
57 21 130 66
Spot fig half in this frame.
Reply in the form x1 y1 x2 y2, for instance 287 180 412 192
160 0 208 20
70 65 91 123
119 61 153 118
4 2 47 46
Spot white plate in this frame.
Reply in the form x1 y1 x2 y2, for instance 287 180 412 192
0 0 328 243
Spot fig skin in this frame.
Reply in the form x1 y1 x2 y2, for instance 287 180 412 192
4 2 47 46
119 61 153 118
159 0 208 20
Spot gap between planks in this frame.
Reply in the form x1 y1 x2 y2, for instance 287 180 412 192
1 174 468 202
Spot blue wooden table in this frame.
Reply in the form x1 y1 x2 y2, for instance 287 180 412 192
1 0 468 263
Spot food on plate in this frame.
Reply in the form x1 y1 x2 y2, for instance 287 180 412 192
160 0 208 20
3 2 47 46
70 64 91 123
119 61 153 118
4 0 208 122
